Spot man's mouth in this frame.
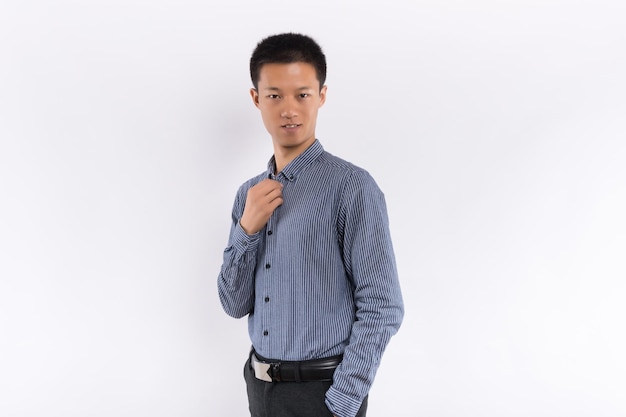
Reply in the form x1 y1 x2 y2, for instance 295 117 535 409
282 124 301 128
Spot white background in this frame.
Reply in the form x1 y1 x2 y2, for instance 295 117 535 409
1 1 625 416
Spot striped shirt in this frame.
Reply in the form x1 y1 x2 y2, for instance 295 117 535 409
218 140 404 417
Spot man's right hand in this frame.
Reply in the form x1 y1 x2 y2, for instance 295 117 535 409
240 178 283 235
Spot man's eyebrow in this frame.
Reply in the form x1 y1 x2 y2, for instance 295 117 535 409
262 86 314 92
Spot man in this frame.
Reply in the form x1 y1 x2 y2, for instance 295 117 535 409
217 33 404 417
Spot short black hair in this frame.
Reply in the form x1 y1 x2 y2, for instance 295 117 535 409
250 33 327 91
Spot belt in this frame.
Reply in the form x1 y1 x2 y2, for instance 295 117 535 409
250 349 342 383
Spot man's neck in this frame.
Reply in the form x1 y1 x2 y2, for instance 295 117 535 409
273 152 293 174
272 139 316 174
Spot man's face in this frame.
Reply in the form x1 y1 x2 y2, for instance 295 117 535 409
251 62 327 158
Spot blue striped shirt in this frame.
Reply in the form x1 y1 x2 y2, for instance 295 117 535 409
218 140 404 417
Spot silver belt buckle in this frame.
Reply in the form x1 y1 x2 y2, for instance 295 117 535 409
252 356 273 382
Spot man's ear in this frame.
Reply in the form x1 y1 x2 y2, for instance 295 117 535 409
319 85 328 107
250 88 260 108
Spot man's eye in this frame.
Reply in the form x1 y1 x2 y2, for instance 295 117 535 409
268 94 280 99
299 93 310 98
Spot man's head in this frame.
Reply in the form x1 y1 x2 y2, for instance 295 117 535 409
249 33 328 168
250 33 327 92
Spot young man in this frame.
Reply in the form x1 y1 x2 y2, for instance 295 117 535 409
217 33 404 417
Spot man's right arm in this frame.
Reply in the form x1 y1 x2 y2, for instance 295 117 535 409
217 179 283 318
217 220 260 318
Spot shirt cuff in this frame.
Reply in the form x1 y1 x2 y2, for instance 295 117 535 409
325 386 363 417
232 221 261 255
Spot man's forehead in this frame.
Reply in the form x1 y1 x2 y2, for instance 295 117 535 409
257 64 320 91
259 61 316 72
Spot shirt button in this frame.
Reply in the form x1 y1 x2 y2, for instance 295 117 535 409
267 230 273 236
263 330 269 336
265 263 271 269
264 297 270 302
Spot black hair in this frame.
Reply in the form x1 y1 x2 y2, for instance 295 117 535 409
250 33 327 91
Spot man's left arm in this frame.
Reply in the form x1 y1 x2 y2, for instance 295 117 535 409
325 169 404 417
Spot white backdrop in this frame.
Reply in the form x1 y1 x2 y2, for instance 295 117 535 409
1 1 625 416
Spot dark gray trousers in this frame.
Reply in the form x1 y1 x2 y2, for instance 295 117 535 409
244 357 368 417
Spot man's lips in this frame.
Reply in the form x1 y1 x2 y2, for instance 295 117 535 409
282 123 302 128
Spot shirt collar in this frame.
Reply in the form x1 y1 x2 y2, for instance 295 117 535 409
267 139 324 182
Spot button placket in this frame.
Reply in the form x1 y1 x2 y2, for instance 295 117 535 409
261 209 277 348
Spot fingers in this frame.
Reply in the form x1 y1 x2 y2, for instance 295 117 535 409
239 179 285 235
258 178 283 194
256 179 283 204
264 184 283 205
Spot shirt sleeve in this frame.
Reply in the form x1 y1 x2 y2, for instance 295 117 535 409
325 169 405 417
217 186 262 319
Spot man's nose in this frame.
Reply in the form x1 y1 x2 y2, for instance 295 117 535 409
280 98 298 118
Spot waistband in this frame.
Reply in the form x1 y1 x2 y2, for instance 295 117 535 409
250 348 342 382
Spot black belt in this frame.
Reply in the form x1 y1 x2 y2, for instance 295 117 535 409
250 349 342 382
